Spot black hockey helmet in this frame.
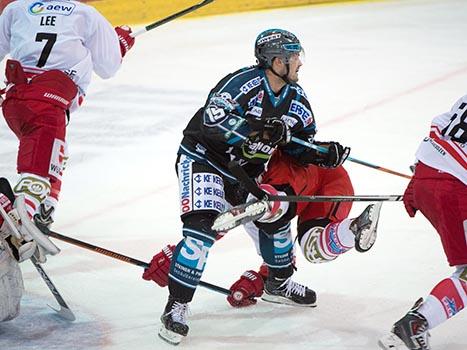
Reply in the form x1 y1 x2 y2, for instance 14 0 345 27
254 29 303 68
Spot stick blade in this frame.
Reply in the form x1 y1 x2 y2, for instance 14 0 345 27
47 303 76 321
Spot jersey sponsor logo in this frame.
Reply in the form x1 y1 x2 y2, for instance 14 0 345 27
192 173 225 213
423 137 447 156
247 106 263 117
178 237 211 270
326 223 347 254
240 77 261 94
281 115 298 128
441 296 460 318
179 156 193 214
248 90 264 108
29 1 76 16
288 100 314 127
49 139 66 180
273 231 293 254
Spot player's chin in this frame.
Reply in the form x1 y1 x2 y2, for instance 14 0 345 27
289 75 299 83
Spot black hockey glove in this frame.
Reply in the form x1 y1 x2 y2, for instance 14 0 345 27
297 141 350 168
247 117 291 146
241 118 291 164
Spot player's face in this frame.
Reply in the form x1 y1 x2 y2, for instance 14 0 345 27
286 53 302 83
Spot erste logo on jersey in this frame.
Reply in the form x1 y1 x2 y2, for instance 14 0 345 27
240 77 261 94
288 100 314 127
29 1 76 16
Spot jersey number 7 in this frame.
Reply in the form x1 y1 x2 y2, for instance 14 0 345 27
35 33 57 68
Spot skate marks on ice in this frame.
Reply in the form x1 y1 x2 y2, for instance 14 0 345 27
0 293 111 350
0 85 204 179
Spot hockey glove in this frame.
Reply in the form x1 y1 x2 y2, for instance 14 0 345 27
115 26 135 58
403 177 417 217
227 270 264 308
297 141 350 168
142 245 175 287
241 119 290 164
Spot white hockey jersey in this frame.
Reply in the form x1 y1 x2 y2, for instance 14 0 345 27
415 94 467 185
0 0 122 96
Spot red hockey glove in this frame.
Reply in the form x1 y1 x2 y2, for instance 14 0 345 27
115 26 135 58
227 270 264 308
403 178 417 217
142 245 175 287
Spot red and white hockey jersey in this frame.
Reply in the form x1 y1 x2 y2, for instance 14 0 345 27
0 0 122 96
416 94 467 185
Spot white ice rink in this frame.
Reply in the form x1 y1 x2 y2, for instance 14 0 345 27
1 0 466 349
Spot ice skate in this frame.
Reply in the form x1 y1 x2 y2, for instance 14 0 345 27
378 298 430 350
158 296 190 346
350 202 382 252
262 276 317 307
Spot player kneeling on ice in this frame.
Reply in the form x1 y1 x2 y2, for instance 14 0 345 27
142 28 354 345
378 95 466 350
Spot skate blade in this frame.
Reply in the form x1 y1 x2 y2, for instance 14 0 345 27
158 325 184 346
356 202 383 252
261 294 317 308
377 333 409 349
211 201 267 231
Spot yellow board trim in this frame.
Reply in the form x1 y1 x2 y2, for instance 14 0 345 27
85 0 371 26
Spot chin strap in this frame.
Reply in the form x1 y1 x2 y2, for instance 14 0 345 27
269 64 292 85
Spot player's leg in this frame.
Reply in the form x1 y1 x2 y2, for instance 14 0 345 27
297 166 382 262
252 197 316 307
2 64 75 226
379 164 466 350
158 154 227 345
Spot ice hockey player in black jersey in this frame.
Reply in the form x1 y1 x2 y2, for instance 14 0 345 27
145 29 350 345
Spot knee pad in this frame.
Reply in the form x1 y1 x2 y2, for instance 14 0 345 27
182 212 219 241
0 249 23 322
299 226 337 264
13 173 51 216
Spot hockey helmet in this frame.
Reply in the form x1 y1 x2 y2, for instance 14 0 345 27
254 29 303 67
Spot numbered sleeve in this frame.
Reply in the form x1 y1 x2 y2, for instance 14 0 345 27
440 94 467 143
201 91 247 143
83 7 122 79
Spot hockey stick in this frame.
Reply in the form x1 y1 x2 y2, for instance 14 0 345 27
216 124 411 180
290 137 412 180
228 161 403 203
30 256 76 321
45 230 230 296
211 161 400 231
131 0 215 37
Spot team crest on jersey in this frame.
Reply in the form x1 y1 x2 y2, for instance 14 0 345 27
29 1 76 16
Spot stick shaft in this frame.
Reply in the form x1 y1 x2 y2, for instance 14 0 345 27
47 230 230 295
131 0 215 37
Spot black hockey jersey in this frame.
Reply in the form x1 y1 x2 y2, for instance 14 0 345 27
179 65 317 181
